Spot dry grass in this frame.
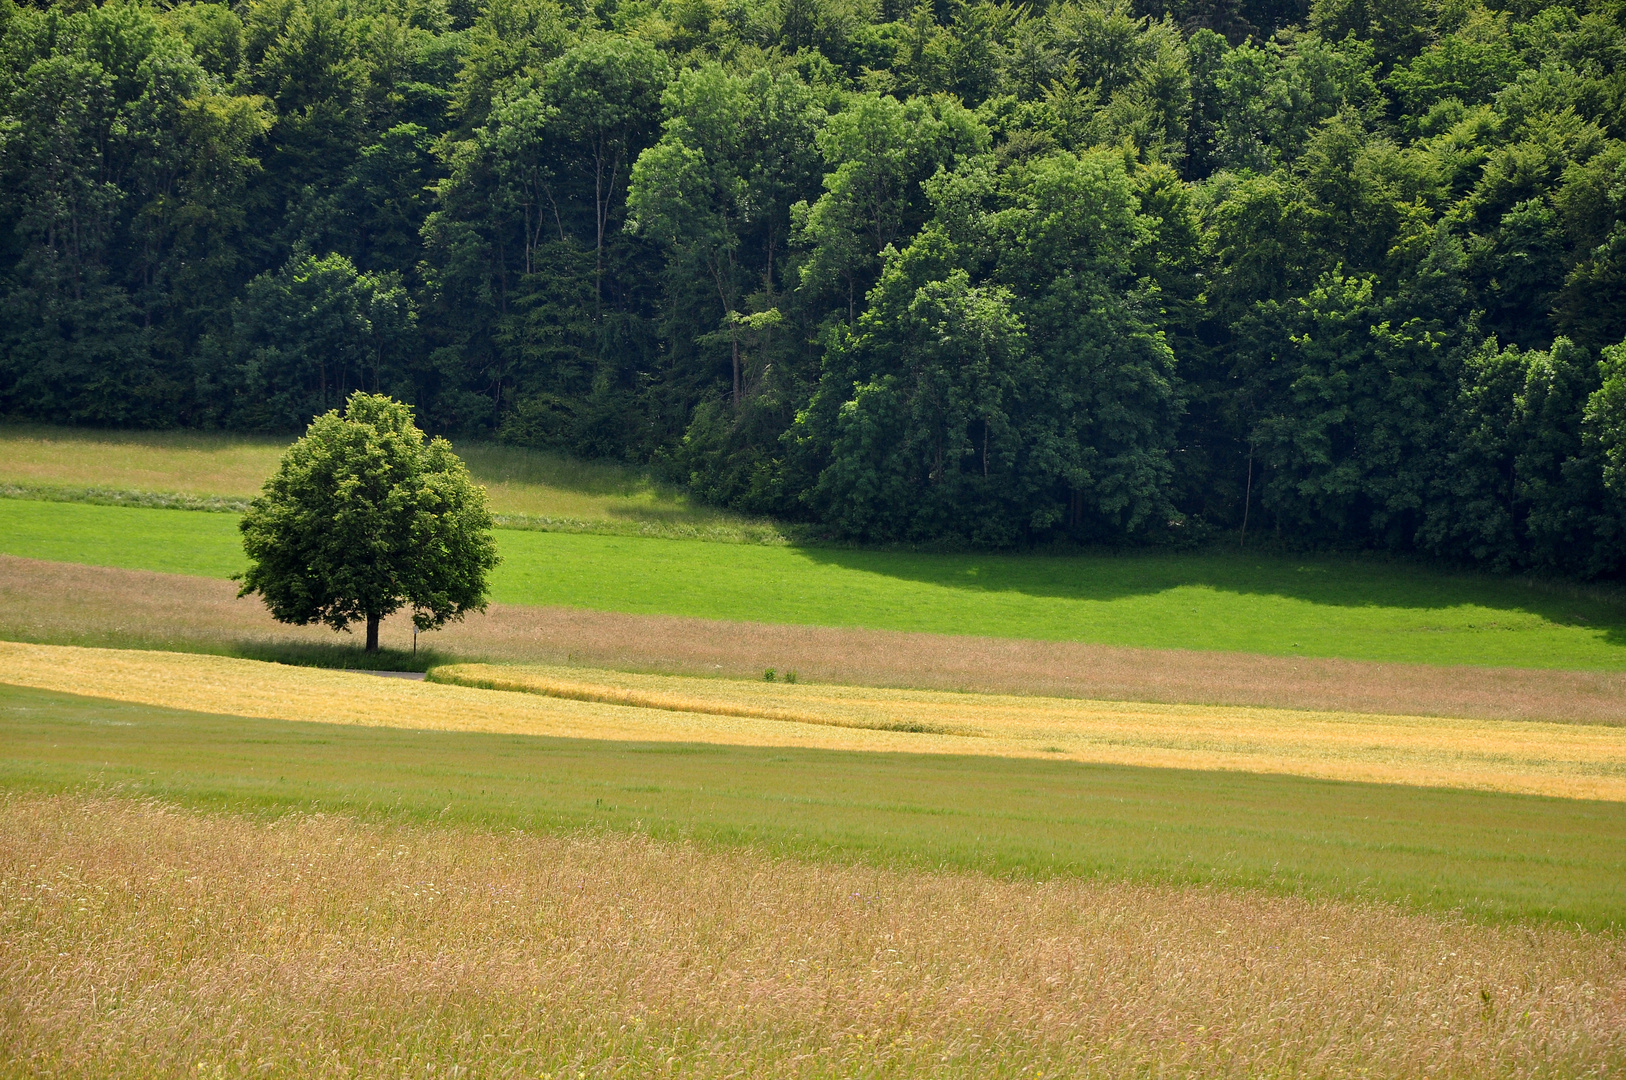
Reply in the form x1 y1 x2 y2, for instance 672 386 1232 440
0 425 782 537
8 553 1626 726
0 427 285 496
1 792 1622 1078
7 641 1626 801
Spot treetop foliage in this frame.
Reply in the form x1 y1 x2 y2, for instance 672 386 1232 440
237 392 499 647
4 0 1626 572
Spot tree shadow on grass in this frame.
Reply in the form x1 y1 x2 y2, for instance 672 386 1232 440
457 443 662 499
228 639 444 673
788 544 1626 642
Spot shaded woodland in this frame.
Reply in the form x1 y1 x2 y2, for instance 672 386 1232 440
4 0 1626 569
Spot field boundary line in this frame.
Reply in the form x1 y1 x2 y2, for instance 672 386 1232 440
6 555 1626 723
430 668 972 735
8 641 1626 800
0 482 249 513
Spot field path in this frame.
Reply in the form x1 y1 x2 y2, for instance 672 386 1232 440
6 641 1626 800
6 554 1626 724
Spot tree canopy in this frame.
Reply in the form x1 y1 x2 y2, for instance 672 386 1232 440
237 392 499 650
5 0 1626 575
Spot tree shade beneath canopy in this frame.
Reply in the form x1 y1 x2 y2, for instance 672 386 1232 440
237 393 499 651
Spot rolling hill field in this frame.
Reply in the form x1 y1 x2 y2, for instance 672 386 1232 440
4 644 1625 924
4 426 1626 1076
3 650 1625 1075
9 790 1622 1078
6 424 1625 670
8 0 1626 1068
2 495 1624 668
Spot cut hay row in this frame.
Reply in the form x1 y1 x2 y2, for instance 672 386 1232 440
9 554 1626 725
2 792 1621 1079
7 641 1626 801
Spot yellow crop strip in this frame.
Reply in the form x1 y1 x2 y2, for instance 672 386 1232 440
6 641 1626 800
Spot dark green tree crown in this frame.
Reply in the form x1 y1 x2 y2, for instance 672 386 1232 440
237 393 500 643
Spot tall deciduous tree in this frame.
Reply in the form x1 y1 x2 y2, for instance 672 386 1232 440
627 63 824 408
220 251 414 430
795 92 986 323
794 148 1180 543
546 36 668 320
237 392 499 652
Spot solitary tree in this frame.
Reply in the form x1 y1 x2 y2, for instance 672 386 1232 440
237 393 500 652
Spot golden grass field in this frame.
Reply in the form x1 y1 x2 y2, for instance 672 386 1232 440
3 792 1622 1078
6 428 1626 1076
9 554 1626 725
0 428 282 497
6 641 1626 800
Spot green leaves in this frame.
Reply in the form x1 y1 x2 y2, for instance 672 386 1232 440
4 0 1626 573
237 392 499 643
797 147 1179 544
222 252 414 431
795 92 986 317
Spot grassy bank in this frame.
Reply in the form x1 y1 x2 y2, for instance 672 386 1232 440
0 423 784 541
4 497 1626 668
3 681 1625 926
13 556 1626 723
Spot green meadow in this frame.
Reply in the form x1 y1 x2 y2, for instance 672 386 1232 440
3 497 1625 669
4 681 1624 928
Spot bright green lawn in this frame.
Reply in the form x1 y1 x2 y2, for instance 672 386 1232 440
3 682 1622 927
4 498 1626 668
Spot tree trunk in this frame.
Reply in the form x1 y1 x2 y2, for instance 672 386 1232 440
1239 443 1254 548
732 329 742 409
595 146 604 324
365 613 380 653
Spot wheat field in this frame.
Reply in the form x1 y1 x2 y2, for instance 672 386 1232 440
1 792 1621 1078
6 641 1626 800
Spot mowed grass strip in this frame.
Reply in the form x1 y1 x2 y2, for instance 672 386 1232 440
5 687 1626 929
4 794 1623 1080
9 642 1626 801
4 498 1626 669
0 499 247 578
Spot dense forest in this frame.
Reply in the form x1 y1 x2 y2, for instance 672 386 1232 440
3 0 1626 568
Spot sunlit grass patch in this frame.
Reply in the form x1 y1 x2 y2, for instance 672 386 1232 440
7 497 1626 669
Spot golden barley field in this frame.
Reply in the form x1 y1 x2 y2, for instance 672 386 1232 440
5 640 1626 801
1 793 1622 1079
